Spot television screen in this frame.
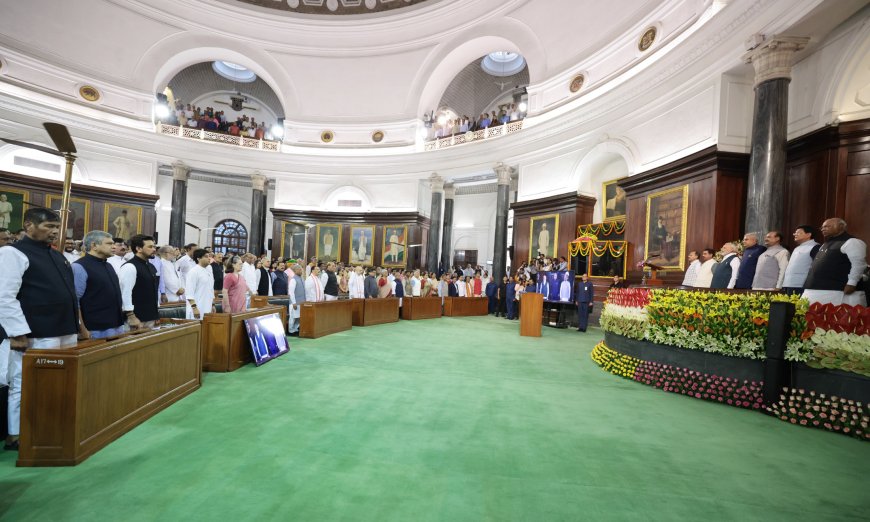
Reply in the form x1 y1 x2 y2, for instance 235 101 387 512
244 313 289 366
535 270 575 302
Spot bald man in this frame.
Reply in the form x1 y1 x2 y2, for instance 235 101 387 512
803 218 867 306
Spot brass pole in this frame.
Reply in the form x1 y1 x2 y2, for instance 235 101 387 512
56 153 76 250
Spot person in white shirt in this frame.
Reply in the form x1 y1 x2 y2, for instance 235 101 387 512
158 246 185 303
305 266 324 302
681 251 701 287
62 239 79 264
184 249 215 320
693 248 717 288
175 243 198 283
456 276 467 297
781 225 821 295
106 238 129 273
240 253 259 297
348 266 365 299
410 269 421 297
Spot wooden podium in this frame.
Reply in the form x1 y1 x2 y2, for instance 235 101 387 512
401 297 442 320
18 322 202 466
443 297 489 317
520 293 543 337
300 300 353 338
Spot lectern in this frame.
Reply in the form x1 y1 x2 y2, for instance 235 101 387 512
520 292 543 337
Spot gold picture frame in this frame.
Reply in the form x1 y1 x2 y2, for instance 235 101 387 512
381 224 408 267
601 179 627 222
280 221 307 261
643 185 689 270
0 186 30 232
46 194 91 240
315 223 342 262
103 203 143 241
350 224 375 265
529 214 559 262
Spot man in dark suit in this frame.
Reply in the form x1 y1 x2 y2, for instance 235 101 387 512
575 273 594 332
364 268 379 298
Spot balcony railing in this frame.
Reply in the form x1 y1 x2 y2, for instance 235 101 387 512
157 124 281 152
423 120 523 151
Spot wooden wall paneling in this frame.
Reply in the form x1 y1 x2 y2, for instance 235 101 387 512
510 193 596 267
844 146 870 242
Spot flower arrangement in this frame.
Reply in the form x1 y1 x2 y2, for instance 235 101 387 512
605 288 650 308
599 304 648 340
805 302 870 336
592 342 764 410
803 329 870 376
766 388 869 441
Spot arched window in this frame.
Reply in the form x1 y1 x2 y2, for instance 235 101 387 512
213 219 248 254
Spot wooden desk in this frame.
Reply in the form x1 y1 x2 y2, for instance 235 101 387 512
18 322 202 467
201 305 286 372
401 296 442 320
300 300 353 338
350 298 366 326
250 295 271 309
520 293 543 337
363 298 399 326
443 296 489 317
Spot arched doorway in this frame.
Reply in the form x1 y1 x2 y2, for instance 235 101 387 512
213 219 248 254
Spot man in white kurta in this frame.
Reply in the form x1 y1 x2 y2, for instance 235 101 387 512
286 265 304 334
185 251 215 320
305 267 324 302
159 246 185 303
410 270 421 297
456 276 467 297
348 266 365 298
241 255 259 296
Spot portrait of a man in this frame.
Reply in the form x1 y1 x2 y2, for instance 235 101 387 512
315 224 341 262
0 188 28 231
281 221 306 260
602 179 627 222
47 195 90 240
529 214 559 262
381 225 407 267
103 204 141 242
644 185 688 270
350 225 374 265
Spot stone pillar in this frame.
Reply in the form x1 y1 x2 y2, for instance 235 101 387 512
492 163 512 283
426 173 444 273
168 162 189 247
742 36 808 235
440 183 455 273
249 172 267 256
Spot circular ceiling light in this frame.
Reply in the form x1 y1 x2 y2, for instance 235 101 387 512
212 61 257 83
481 52 526 77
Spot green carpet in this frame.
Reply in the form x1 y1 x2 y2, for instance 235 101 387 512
1 316 868 521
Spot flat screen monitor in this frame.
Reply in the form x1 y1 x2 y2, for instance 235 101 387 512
535 270 576 303
243 313 289 366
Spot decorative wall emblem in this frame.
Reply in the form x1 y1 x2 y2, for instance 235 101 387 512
569 74 585 93
78 85 101 102
638 26 657 52
321 130 334 143
371 130 384 143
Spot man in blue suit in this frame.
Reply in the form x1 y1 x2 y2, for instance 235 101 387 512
574 273 594 332
505 276 517 320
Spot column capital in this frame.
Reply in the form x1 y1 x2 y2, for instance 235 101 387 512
428 172 444 192
742 36 809 86
251 172 267 192
171 161 190 181
494 162 513 185
443 183 455 199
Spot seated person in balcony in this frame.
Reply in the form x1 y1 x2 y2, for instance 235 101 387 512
459 117 469 133
184 104 194 122
509 104 520 122
710 242 740 289
229 121 240 136
499 108 509 124
479 113 491 129
255 123 265 140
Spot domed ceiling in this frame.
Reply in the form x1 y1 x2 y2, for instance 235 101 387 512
236 0 435 15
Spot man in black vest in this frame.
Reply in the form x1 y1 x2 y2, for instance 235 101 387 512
364 268 378 299
323 262 339 301
257 258 273 297
119 234 160 330
710 242 741 290
804 218 867 307
72 230 127 339
0 207 80 451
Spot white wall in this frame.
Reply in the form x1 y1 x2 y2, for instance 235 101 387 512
450 191 497 269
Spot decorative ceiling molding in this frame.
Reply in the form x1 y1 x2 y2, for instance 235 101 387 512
235 0 435 16
158 165 277 189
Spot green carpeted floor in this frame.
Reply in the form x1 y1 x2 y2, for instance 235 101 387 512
1 316 868 521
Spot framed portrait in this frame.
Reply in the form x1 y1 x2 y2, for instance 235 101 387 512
0 186 30 232
103 204 142 242
244 313 290 367
589 242 627 279
381 225 408 267
644 185 688 270
280 221 306 261
350 224 375 265
529 214 559 262
602 179 627 222
315 223 341 262
46 195 90 240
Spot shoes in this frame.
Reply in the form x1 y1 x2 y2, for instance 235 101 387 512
288 332 299 337
4 440 19 451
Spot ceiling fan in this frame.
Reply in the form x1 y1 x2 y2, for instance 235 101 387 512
1 123 78 250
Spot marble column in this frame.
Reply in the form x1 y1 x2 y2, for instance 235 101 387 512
168 162 189 247
491 163 512 283
440 183 455 273
742 36 808 236
249 172 267 256
426 173 444 273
